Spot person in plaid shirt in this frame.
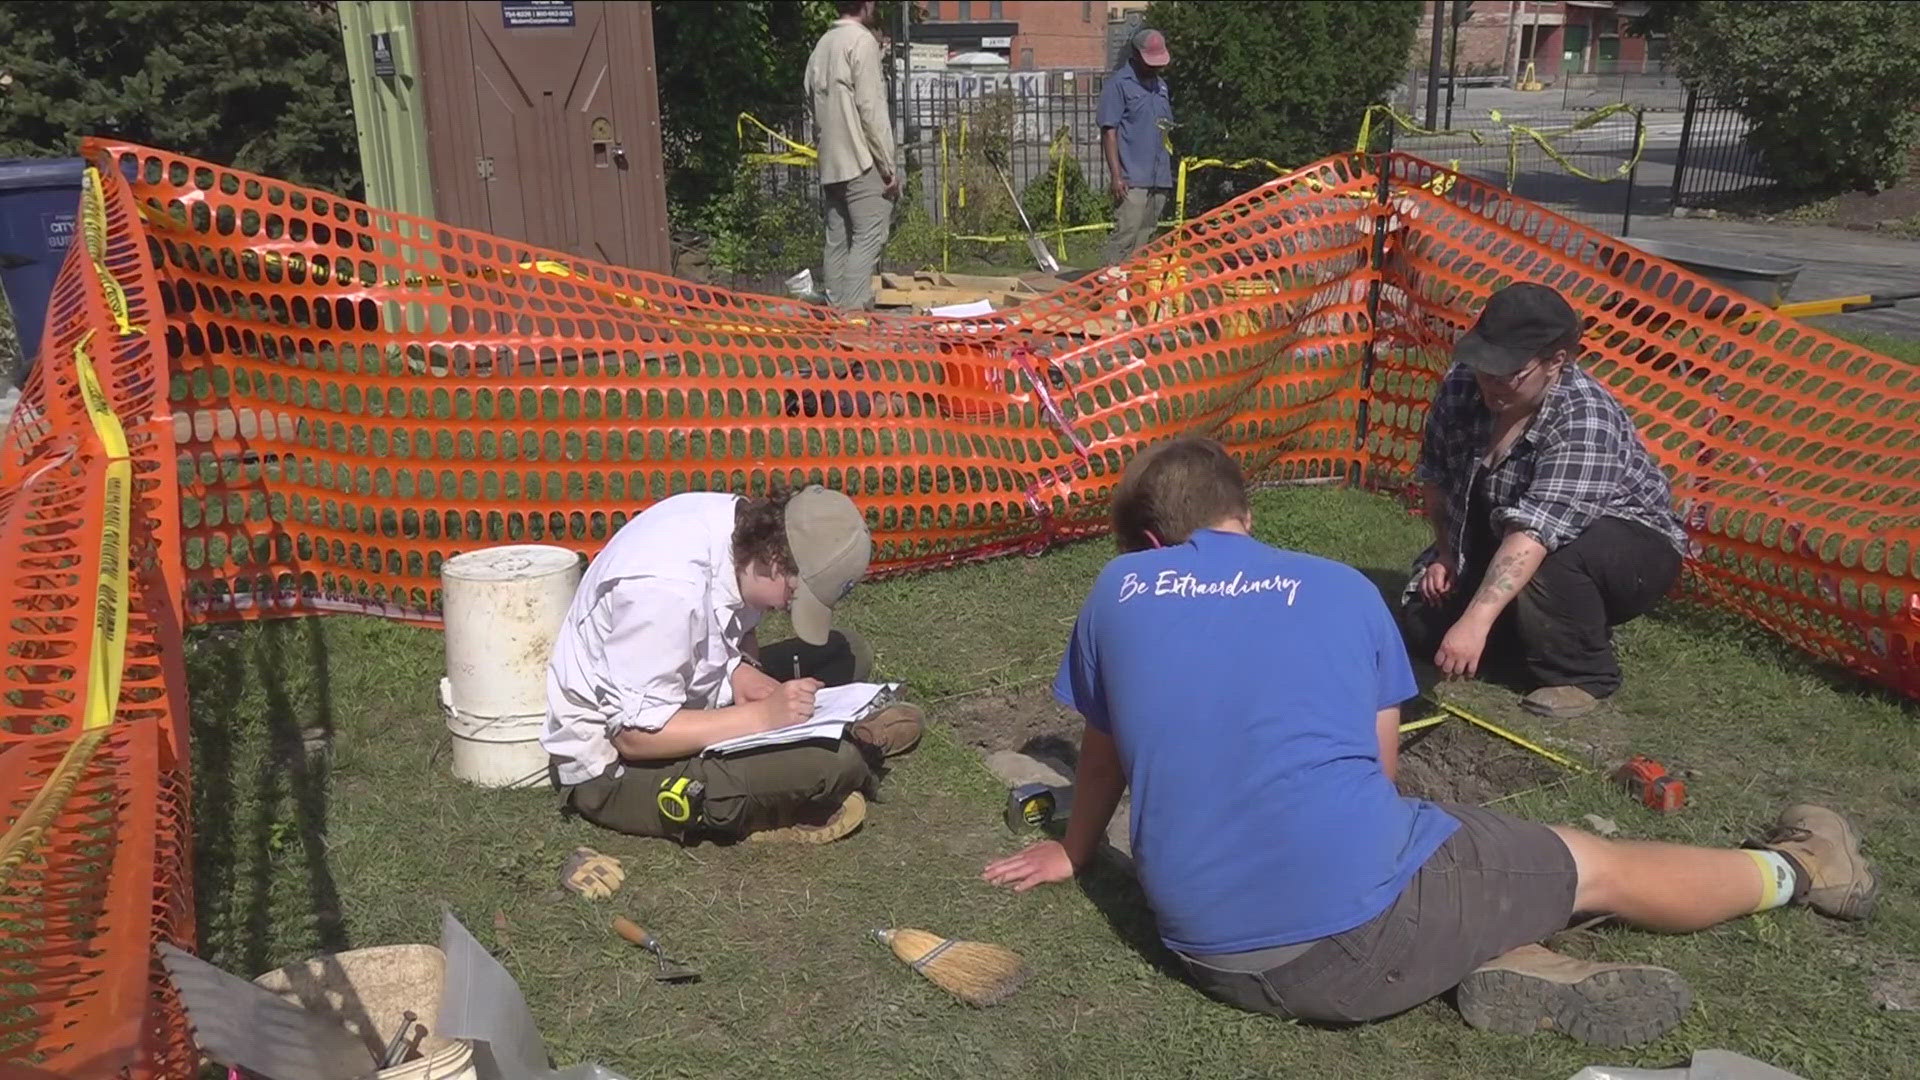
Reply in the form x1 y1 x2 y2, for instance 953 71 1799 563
1402 283 1689 719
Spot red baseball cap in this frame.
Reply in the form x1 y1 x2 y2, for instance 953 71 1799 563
1132 28 1170 68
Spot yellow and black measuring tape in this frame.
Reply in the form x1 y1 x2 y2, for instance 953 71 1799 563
657 776 706 826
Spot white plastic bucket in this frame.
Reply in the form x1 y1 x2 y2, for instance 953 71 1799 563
253 944 477 1079
440 678 549 789
440 544 582 789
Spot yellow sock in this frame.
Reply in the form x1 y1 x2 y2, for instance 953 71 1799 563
1744 849 1797 912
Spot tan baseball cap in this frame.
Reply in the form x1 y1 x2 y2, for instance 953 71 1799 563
785 485 872 645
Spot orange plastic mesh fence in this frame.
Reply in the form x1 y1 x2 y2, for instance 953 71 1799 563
92 140 1380 619
5 142 1920 1071
0 159 190 1076
1370 156 1920 698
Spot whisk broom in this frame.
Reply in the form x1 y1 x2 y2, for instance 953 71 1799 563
871 928 1030 1006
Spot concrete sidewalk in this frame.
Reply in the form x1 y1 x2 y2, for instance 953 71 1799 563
1623 216 1920 341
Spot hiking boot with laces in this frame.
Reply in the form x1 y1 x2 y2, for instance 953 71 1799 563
745 791 867 845
1455 943 1691 1048
1759 804 1876 920
852 703 924 758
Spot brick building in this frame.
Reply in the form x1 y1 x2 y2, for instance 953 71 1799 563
1411 1 1665 84
916 0 1110 71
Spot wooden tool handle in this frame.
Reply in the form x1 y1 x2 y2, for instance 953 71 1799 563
612 916 654 946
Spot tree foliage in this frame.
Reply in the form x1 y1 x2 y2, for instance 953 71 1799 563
0 0 361 196
654 1 914 215
1658 0 1920 193
1142 0 1421 208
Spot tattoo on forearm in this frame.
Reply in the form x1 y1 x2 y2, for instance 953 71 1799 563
1472 549 1530 607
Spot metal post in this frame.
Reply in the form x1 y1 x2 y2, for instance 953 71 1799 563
1670 88 1699 212
1621 148 1637 236
1426 0 1445 127
1444 1 1461 128
1502 0 1522 87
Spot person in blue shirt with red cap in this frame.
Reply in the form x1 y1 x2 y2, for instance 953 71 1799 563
1098 28 1174 265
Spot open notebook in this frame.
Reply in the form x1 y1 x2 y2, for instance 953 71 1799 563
703 682 900 756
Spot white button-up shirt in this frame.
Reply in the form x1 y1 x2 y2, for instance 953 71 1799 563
543 492 760 786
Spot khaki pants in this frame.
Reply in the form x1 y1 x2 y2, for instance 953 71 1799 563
563 741 872 840
558 631 875 840
1104 186 1169 266
822 166 891 311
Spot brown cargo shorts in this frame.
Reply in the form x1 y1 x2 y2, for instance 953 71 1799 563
1176 803 1578 1024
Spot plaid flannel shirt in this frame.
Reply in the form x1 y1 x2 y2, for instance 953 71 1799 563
1410 363 1687 589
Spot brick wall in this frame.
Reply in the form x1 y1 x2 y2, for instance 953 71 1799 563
1007 0 1108 71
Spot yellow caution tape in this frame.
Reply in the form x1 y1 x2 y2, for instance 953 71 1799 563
1355 103 1489 153
0 728 111 890
737 112 818 168
1358 100 1647 192
73 329 132 732
80 169 142 336
0 325 135 893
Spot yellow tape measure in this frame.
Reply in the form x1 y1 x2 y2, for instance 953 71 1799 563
657 776 705 825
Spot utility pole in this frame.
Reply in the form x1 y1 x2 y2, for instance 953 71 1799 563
1445 1 1462 128
1502 0 1521 87
1426 0 1445 127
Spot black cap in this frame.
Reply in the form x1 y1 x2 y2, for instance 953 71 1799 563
1454 283 1580 377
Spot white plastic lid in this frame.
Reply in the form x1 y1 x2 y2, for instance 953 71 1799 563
440 544 582 583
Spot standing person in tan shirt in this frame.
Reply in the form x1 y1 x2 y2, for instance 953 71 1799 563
805 0 898 311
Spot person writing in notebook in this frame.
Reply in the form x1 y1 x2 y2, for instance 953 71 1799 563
544 486 923 844
984 436 1873 1047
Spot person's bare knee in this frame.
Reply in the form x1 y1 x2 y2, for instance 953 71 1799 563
1549 825 1619 915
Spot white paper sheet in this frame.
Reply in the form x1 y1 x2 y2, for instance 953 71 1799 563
703 682 898 756
927 298 995 318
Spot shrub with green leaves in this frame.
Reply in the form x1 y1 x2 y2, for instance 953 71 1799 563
1661 0 1920 194
1143 0 1420 210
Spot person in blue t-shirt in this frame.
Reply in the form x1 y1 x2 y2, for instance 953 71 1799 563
1097 28 1174 266
984 436 1876 1047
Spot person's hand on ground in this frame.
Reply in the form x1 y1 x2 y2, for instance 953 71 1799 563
758 677 823 730
731 661 781 704
1435 616 1491 679
1418 560 1454 604
1109 174 1128 205
983 840 1078 892
882 172 901 201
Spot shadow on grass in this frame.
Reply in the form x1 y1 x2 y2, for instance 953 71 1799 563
187 618 350 976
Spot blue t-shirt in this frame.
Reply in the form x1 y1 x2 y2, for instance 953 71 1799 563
1097 64 1175 190
1054 529 1458 956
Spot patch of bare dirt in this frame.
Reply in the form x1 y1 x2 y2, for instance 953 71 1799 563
1826 181 1920 234
943 682 1562 806
943 683 1084 770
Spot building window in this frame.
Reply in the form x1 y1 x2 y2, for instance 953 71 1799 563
989 0 1003 18
925 0 939 19
956 0 970 20
1083 1 1092 21
1021 47 1035 69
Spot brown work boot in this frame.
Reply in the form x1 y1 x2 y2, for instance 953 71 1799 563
1522 686 1599 720
744 791 867 845
1759 804 1876 921
1455 943 1691 1048
852 703 924 758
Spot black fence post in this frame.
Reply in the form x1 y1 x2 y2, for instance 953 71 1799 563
1621 148 1638 236
1670 88 1699 210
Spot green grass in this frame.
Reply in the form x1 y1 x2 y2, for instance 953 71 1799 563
186 484 1920 1079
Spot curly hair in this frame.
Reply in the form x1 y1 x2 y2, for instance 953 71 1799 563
732 488 799 576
